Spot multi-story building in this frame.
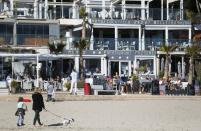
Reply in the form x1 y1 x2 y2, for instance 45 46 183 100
0 0 196 81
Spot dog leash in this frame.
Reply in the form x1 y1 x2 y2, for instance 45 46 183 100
46 109 74 122
46 109 64 119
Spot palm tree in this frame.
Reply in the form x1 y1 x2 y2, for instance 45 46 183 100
48 41 65 55
73 6 90 80
74 39 89 79
185 44 201 85
80 6 87 40
159 44 178 79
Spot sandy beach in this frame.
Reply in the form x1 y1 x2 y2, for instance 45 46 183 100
0 95 201 131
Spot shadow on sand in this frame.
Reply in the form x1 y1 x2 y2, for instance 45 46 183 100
48 123 63 127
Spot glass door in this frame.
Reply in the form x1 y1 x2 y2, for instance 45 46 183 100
120 62 129 77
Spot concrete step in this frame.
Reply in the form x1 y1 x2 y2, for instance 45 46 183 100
0 88 9 95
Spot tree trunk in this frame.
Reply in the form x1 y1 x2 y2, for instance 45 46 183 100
79 50 84 80
81 17 86 40
163 54 169 80
188 57 193 85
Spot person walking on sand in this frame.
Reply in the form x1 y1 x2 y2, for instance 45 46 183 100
47 81 55 102
32 87 46 126
69 69 78 95
15 97 27 126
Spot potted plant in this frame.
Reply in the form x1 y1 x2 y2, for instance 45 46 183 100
11 80 19 93
132 74 140 93
63 81 71 91
77 80 85 89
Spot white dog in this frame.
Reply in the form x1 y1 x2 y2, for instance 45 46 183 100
63 118 74 126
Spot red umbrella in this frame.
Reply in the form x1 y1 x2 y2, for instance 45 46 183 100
23 97 31 102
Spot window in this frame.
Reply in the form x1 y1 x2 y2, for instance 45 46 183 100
136 59 154 74
84 59 101 74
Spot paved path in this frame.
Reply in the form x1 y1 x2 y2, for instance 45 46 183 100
0 94 201 131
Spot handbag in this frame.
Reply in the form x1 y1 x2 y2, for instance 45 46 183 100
15 110 19 116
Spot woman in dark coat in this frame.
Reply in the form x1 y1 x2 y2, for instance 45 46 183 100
32 87 46 126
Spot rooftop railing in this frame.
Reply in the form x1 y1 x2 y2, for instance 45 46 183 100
0 4 185 21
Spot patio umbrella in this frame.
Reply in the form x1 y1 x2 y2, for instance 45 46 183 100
182 62 186 79
136 60 140 69
160 57 164 71
177 61 181 78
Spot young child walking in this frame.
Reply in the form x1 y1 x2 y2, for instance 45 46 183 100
15 97 27 126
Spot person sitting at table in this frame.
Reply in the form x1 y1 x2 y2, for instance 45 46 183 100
175 78 181 90
113 72 120 91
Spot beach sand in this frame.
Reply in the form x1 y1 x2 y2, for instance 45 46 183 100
0 96 201 131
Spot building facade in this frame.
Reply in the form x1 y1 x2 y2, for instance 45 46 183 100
0 0 197 80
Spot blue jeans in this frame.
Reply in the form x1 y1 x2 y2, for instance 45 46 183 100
17 112 24 125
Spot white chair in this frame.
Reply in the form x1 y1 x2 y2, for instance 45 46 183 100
130 41 136 50
181 82 188 90
115 11 119 18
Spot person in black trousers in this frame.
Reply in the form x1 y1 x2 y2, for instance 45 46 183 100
32 87 46 126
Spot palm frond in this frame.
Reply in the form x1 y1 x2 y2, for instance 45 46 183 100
186 44 201 57
79 6 86 18
48 41 65 55
74 39 89 50
160 44 178 53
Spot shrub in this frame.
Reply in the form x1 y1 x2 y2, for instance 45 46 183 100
11 80 19 88
77 80 85 88
159 71 164 78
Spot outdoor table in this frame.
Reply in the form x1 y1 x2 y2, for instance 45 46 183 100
139 79 153 93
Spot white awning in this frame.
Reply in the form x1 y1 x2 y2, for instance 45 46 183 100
168 0 179 3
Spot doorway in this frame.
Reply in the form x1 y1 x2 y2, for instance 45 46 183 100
110 61 119 77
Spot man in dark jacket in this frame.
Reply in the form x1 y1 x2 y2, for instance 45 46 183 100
32 87 46 126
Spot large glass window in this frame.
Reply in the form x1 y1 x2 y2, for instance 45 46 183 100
0 24 6 34
17 24 49 35
84 59 101 74
16 24 50 45
137 59 154 74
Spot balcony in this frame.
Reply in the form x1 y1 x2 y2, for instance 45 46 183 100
87 7 182 21
68 37 191 51
93 38 139 50
45 4 183 21
145 38 191 51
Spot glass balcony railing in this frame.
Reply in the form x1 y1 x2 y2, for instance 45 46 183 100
93 38 115 50
116 38 139 50
87 7 182 21
44 4 184 21
0 34 192 50
66 37 192 51
145 38 192 51
93 38 138 50
0 4 185 21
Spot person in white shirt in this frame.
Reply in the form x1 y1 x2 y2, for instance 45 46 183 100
15 97 27 126
6 75 12 92
69 69 78 95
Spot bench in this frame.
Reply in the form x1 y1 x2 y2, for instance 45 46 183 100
94 90 116 95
